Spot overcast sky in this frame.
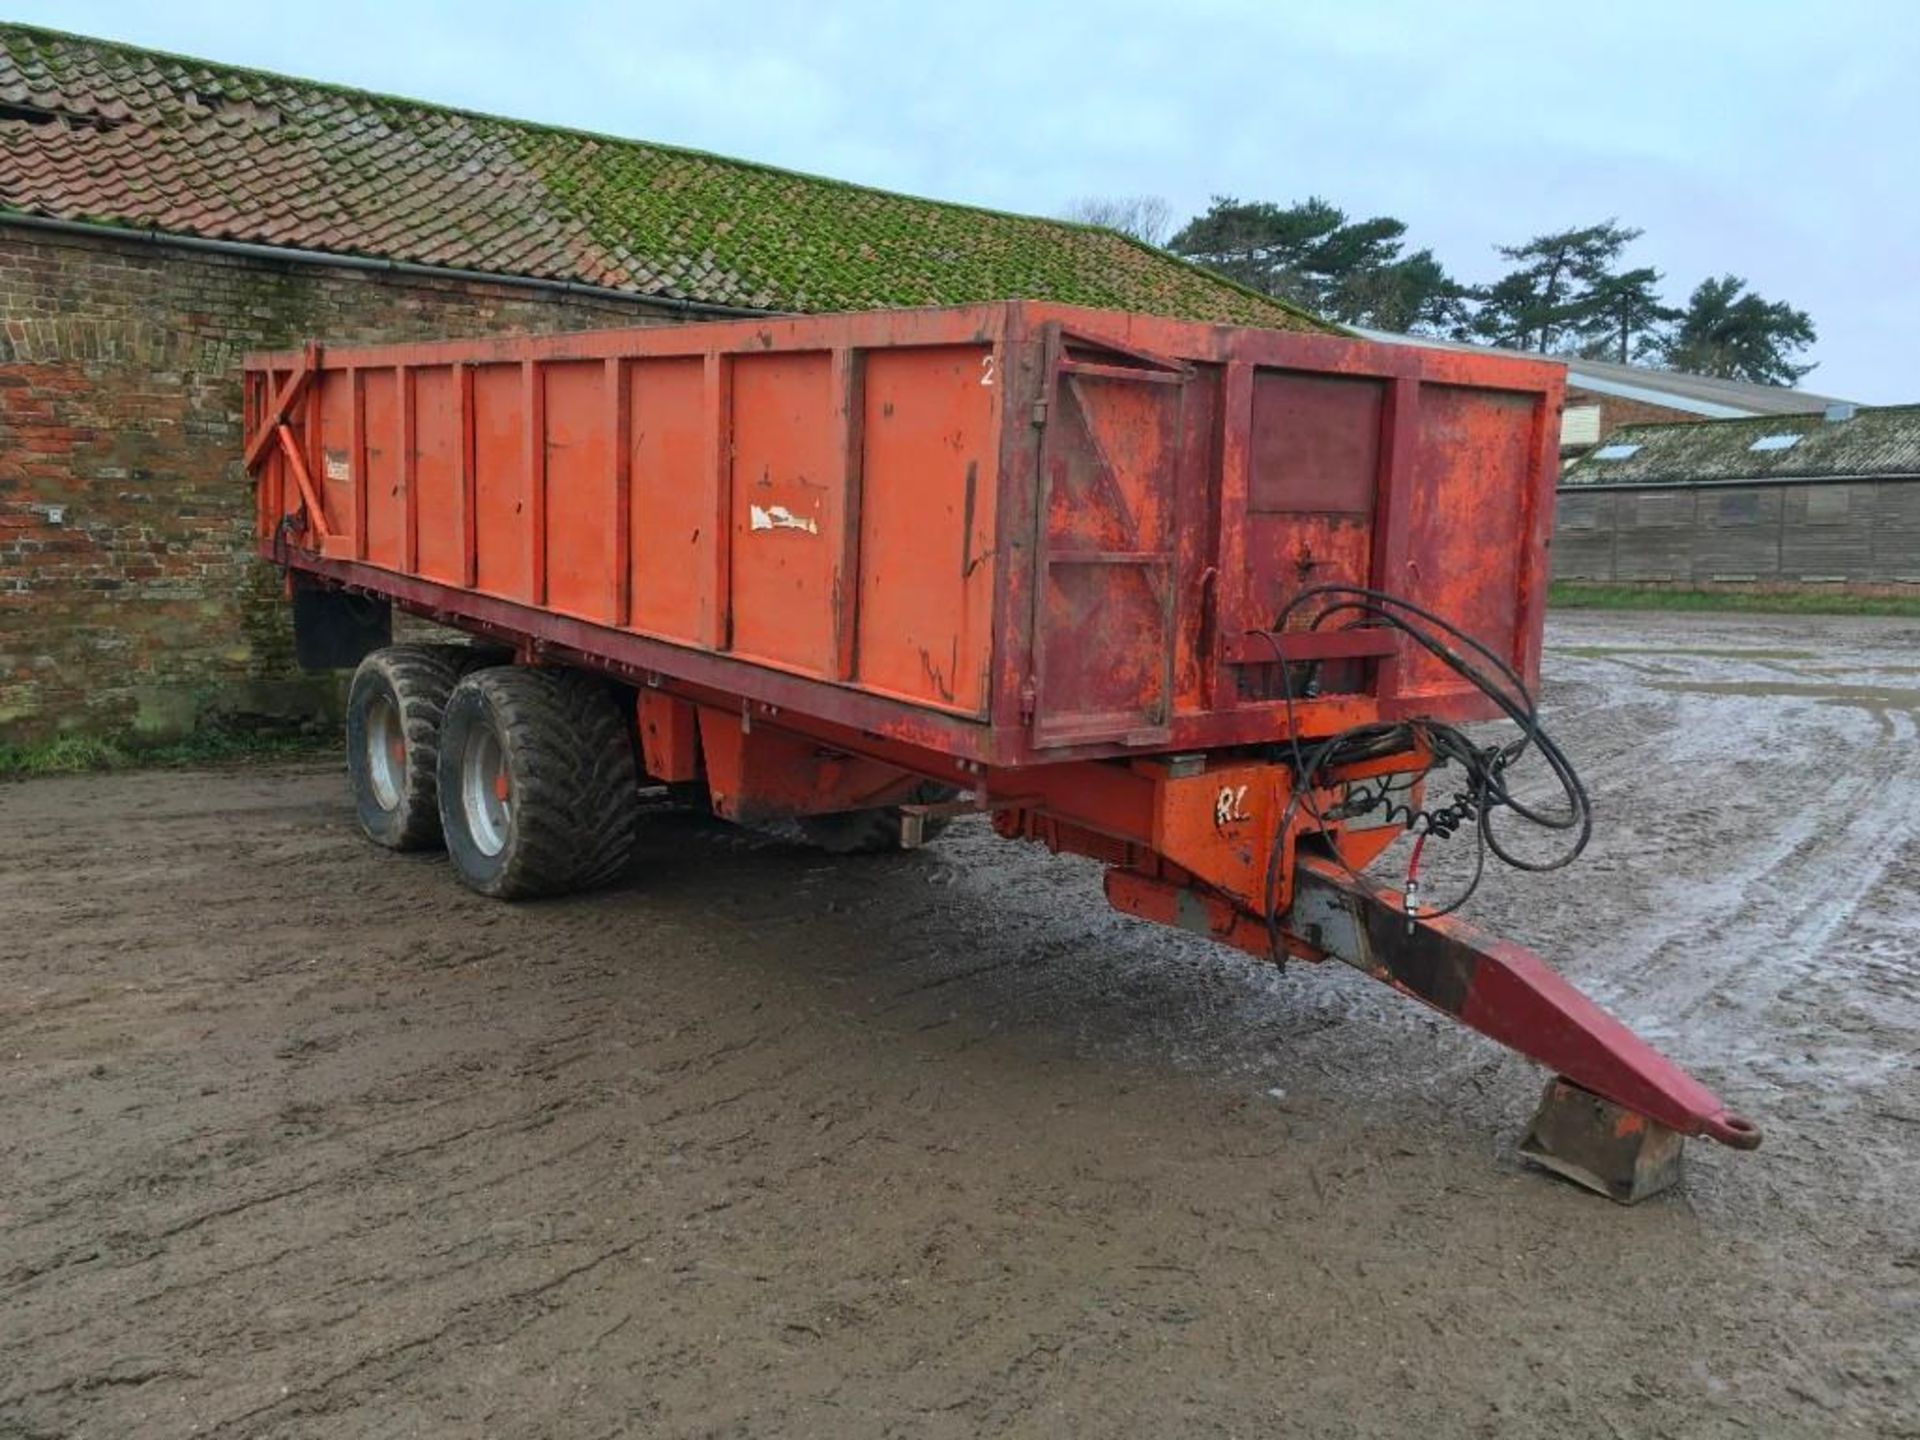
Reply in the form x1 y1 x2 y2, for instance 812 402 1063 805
20 0 1918 401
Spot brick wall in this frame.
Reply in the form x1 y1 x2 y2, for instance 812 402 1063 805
1566 386 1708 440
0 226 682 744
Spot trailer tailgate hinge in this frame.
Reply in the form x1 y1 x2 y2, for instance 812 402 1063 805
1030 397 1049 426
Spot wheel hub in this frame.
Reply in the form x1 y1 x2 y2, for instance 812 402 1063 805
462 723 511 857
364 693 404 811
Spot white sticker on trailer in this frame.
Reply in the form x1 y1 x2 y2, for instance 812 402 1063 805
749 503 819 535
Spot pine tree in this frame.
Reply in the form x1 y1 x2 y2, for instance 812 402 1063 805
1658 275 1817 385
1469 222 1642 353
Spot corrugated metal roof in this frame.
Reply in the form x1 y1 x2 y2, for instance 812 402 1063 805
0 23 1324 329
1353 326 1850 418
1560 352 1849 416
1561 406 1920 488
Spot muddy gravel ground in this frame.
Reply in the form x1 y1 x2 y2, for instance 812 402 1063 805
3 610 1918 1439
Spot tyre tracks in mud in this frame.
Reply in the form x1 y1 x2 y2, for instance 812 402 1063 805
3 613 1919 1438
1537 633 1920 1099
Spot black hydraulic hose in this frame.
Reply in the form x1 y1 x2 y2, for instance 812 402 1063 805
1249 583 1592 953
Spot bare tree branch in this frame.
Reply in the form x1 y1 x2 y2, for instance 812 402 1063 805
1063 195 1175 248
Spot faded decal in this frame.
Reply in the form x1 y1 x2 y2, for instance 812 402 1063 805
323 451 350 482
749 503 819 535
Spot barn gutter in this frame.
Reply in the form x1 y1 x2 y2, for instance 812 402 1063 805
0 211 779 321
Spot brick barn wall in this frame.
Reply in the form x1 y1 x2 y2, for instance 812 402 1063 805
1565 386 1708 440
0 227 683 744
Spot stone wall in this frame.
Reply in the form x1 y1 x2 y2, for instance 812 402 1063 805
0 226 679 743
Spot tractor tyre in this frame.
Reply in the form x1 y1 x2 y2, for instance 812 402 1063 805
345 644 461 851
437 667 639 899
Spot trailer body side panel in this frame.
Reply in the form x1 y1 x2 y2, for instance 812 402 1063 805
250 301 1562 769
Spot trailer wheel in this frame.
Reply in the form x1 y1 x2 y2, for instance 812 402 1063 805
346 645 462 851
796 783 960 855
436 667 639 899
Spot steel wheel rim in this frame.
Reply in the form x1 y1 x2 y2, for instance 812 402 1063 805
365 693 404 811
461 722 510 857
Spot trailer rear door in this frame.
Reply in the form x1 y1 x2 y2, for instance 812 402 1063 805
1031 333 1189 748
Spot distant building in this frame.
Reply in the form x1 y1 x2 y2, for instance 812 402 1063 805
1354 327 1854 449
1553 404 1920 589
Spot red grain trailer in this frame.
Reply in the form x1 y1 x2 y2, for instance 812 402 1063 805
246 301 1757 1200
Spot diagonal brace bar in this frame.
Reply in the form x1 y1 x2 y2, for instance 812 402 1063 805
243 340 322 474
275 423 331 539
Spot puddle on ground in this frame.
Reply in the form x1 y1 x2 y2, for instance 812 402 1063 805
1800 663 1920 678
1551 645 1820 661
1648 678 1920 713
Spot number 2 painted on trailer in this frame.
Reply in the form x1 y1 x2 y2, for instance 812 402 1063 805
980 354 996 387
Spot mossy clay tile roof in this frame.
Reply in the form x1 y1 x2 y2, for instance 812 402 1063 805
1563 406 1920 488
0 23 1323 330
